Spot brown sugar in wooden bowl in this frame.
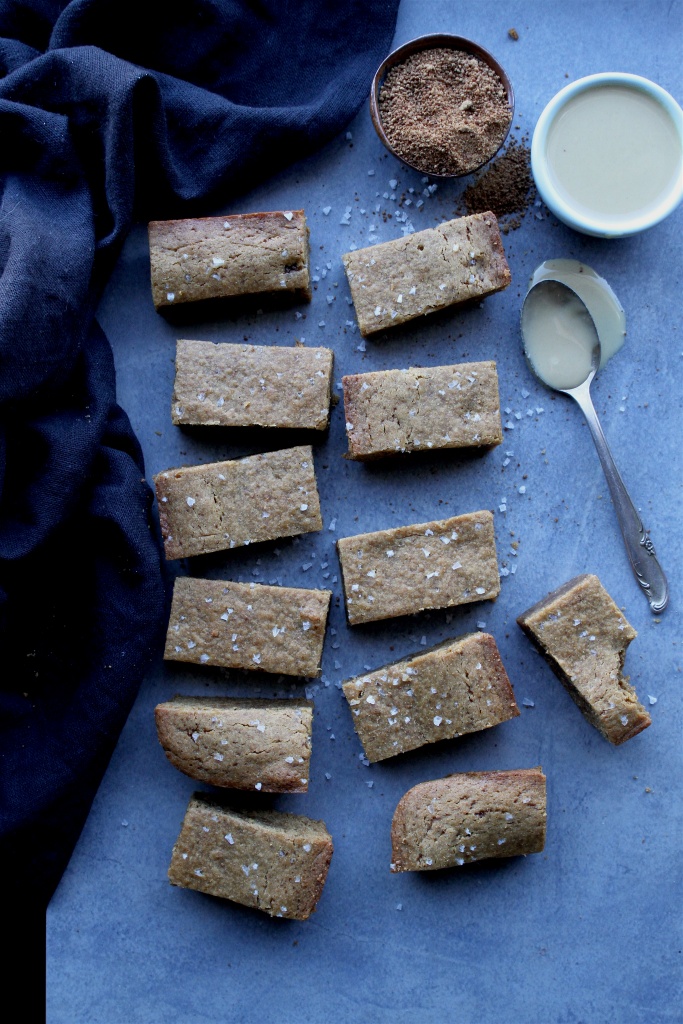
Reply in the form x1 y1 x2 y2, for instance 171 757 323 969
370 34 515 178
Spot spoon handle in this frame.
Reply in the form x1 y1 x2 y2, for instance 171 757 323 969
571 386 668 613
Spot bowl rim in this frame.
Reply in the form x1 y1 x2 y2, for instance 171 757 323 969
370 32 515 180
531 72 683 237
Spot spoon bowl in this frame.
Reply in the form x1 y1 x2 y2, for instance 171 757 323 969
522 279 600 393
521 278 668 613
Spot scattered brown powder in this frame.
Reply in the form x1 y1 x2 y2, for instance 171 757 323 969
462 137 535 232
378 47 512 176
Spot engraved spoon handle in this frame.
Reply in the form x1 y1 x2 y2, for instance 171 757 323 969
570 384 669 613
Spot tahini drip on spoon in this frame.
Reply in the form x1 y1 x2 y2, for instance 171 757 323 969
521 276 668 614
528 259 626 370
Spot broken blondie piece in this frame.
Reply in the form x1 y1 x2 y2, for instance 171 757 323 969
517 574 650 744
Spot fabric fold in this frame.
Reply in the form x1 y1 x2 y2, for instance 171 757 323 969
0 0 399 906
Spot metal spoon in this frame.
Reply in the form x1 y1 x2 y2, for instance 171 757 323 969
521 278 668 614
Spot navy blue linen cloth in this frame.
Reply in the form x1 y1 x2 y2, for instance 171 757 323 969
0 0 399 908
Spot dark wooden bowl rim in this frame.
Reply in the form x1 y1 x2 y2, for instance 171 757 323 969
370 33 516 179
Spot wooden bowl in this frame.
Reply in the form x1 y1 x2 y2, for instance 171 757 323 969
370 33 515 178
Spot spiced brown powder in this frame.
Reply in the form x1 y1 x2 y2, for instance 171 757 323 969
463 137 535 230
378 47 512 176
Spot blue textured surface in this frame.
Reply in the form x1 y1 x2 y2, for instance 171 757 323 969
47 2 682 1022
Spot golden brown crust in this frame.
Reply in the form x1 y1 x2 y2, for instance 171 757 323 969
154 697 313 792
391 768 546 871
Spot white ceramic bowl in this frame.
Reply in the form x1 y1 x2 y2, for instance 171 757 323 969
531 73 683 237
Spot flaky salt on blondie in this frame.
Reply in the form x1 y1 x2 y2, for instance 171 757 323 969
154 445 322 560
391 768 546 871
168 794 333 920
342 211 510 336
164 577 330 677
149 210 310 309
155 697 313 792
172 341 333 430
342 361 502 459
337 510 499 625
342 633 518 762
517 574 650 745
